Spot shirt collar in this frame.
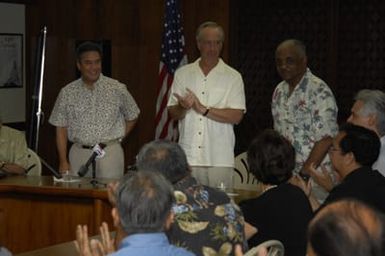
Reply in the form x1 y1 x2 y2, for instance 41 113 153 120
194 58 225 75
173 175 198 190
81 73 104 89
283 68 311 95
119 233 168 249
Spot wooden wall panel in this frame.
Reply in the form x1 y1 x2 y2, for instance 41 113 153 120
24 0 230 173
182 0 230 62
231 0 333 154
22 0 385 172
335 0 385 120
231 0 385 153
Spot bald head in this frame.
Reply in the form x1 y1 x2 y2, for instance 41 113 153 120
276 39 307 58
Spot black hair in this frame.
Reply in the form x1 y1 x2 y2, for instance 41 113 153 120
76 41 102 61
339 123 380 166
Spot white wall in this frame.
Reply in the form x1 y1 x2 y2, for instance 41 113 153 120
0 3 25 123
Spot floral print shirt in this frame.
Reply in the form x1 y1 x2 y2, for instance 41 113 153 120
271 68 338 173
169 177 245 256
49 74 140 145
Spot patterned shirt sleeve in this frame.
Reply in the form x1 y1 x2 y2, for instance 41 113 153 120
310 83 338 141
119 84 140 121
49 89 68 127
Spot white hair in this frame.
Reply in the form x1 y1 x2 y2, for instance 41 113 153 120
355 89 385 136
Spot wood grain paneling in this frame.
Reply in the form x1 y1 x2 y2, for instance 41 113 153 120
0 176 113 253
24 0 230 173
231 0 385 153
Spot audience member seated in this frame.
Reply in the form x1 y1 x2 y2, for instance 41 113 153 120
0 117 29 175
295 123 385 213
75 171 194 256
307 199 385 256
239 129 313 256
136 140 245 256
311 90 385 192
0 246 12 256
347 89 385 175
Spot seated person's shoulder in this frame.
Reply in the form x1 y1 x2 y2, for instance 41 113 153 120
1 125 26 141
203 185 232 204
173 185 230 208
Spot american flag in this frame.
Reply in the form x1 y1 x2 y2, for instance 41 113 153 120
155 0 187 140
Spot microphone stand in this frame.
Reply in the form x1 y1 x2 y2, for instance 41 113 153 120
28 26 62 179
89 157 106 188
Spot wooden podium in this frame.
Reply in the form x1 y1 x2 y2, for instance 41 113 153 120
0 175 114 254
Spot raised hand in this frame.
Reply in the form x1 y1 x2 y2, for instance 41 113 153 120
308 163 334 192
174 90 194 109
99 222 115 254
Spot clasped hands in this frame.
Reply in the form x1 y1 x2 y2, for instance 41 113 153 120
174 88 207 114
290 163 338 196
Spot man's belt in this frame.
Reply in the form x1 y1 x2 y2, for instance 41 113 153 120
77 139 121 149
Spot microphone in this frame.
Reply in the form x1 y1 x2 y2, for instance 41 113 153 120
78 143 106 177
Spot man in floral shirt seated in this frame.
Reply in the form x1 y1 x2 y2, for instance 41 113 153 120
272 39 338 202
136 140 245 256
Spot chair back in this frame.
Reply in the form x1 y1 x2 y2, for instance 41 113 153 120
26 148 42 176
233 152 260 191
244 240 285 256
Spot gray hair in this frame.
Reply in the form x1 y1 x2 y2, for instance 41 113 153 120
277 39 307 58
115 171 174 234
136 140 189 184
196 21 225 42
355 89 385 136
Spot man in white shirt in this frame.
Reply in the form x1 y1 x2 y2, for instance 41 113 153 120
167 21 246 188
347 89 385 175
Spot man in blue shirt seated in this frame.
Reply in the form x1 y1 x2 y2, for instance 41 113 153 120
76 171 194 256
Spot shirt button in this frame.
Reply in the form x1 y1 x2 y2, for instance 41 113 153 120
202 92 205 95
200 118 202 121
198 132 202 135
198 146 201 149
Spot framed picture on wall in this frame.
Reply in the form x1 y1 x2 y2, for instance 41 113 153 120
0 33 23 88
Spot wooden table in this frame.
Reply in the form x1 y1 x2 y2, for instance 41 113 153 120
0 175 114 254
1 176 259 254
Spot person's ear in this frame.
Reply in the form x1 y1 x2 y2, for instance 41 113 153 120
367 114 377 129
76 60 81 71
164 211 175 230
111 207 120 228
344 151 356 166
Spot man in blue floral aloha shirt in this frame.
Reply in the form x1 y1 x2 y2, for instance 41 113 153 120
272 39 338 202
136 140 246 256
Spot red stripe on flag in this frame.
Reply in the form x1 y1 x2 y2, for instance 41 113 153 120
155 0 186 140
